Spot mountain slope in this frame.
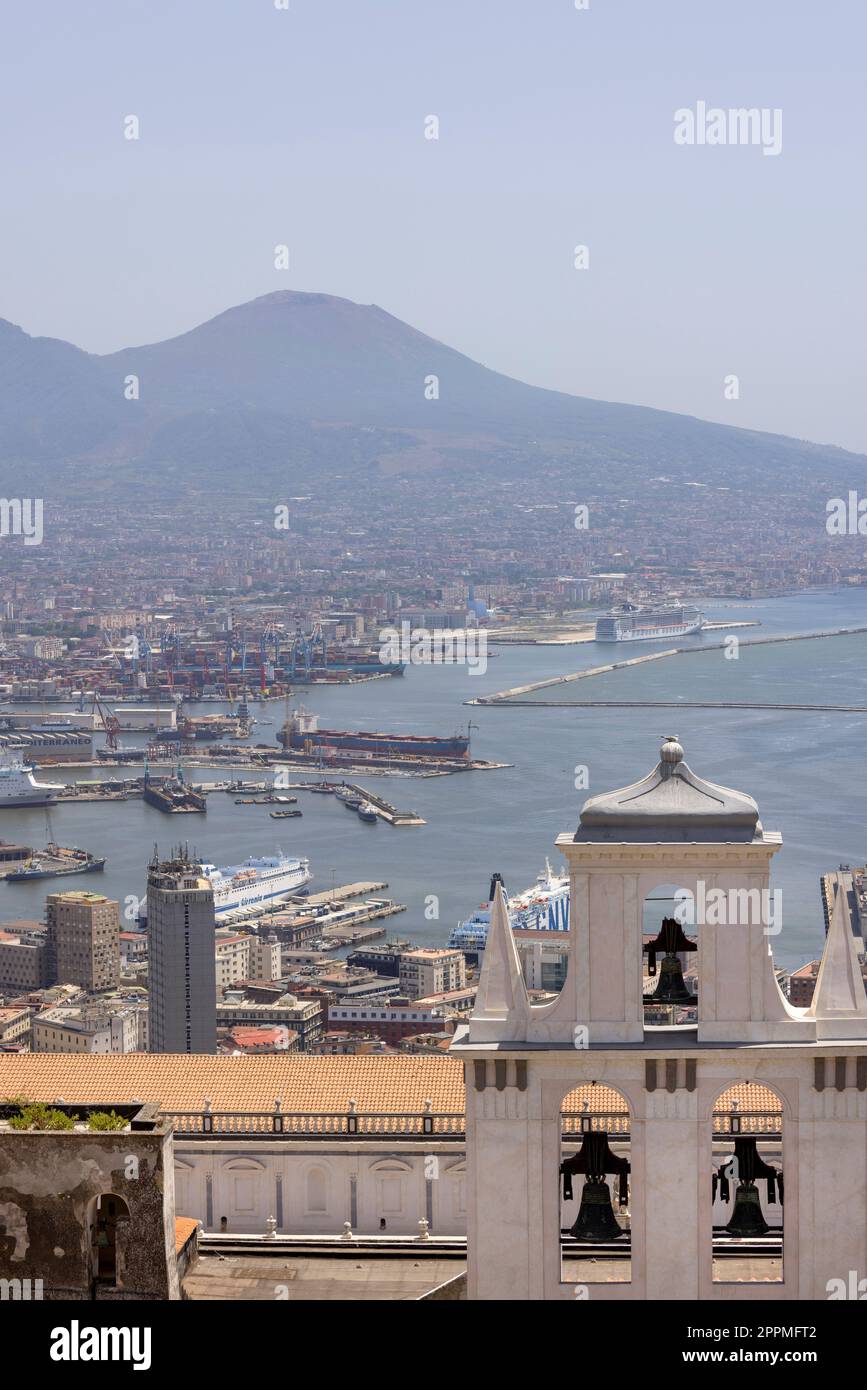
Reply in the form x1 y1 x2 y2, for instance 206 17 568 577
0 290 862 497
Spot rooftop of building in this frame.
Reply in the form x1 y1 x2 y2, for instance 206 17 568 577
46 891 115 904
400 948 463 961
0 1053 465 1114
790 959 822 980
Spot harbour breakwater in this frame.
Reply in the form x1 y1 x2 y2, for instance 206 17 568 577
467 626 867 705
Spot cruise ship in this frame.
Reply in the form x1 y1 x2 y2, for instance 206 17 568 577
0 759 65 809
449 861 570 953
199 852 312 916
594 602 704 643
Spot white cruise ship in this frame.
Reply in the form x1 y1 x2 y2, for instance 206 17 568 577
594 602 704 643
200 852 312 916
449 860 570 953
0 759 65 808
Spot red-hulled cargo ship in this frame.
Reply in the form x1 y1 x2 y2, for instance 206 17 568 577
277 707 469 760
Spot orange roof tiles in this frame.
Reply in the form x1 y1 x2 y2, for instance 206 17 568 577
0 1053 466 1115
174 1217 199 1254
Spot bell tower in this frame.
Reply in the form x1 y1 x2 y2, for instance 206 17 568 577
453 737 867 1301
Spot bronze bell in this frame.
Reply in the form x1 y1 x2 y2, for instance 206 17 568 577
650 952 693 1003
714 1136 782 1238
570 1180 624 1243
561 1130 630 1244
644 916 696 1004
725 1181 770 1237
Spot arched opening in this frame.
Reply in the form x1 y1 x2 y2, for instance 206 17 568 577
712 1081 783 1285
643 882 698 1030
560 1082 631 1285
89 1193 130 1289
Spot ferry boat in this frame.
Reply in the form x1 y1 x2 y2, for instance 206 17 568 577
594 602 704 643
200 852 312 916
448 860 570 953
0 759 65 809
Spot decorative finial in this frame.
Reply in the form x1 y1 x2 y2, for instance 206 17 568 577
660 735 684 764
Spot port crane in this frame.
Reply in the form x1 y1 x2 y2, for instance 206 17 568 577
288 619 327 679
91 692 121 753
259 624 282 689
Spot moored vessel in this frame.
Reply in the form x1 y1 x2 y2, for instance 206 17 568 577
278 706 470 761
594 602 704 643
200 852 312 915
449 860 570 953
0 759 65 809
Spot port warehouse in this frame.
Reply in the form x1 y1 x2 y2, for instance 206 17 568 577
0 731 93 762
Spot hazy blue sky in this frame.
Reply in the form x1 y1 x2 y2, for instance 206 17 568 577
3 0 866 452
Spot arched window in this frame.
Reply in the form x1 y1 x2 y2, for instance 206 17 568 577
560 1082 632 1285
712 1081 784 1285
90 1193 130 1288
642 881 698 1031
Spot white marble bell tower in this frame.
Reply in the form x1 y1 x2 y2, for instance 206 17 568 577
452 737 867 1301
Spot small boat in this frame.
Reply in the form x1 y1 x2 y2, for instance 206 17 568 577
272 795 298 804
357 802 378 824
270 809 303 819
343 797 362 811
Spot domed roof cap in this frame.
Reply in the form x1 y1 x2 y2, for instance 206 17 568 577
576 737 761 843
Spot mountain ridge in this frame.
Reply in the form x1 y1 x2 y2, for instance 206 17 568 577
0 290 862 497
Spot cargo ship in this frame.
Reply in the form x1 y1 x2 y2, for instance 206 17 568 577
594 602 704 643
278 707 470 761
0 760 66 809
448 861 570 953
200 852 312 916
142 766 206 814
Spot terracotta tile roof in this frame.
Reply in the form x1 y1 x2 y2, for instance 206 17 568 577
174 1217 199 1254
0 1053 465 1116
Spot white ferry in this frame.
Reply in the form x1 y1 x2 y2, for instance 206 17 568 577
594 602 704 642
200 852 312 916
449 860 570 953
0 759 65 808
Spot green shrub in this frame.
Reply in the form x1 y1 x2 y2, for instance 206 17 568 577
8 1102 74 1131
87 1110 128 1132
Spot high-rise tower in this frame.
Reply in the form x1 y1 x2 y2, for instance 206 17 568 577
147 850 216 1054
45 891 120 992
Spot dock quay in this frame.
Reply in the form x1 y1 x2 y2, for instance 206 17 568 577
55 785 142 802
214 882 404 939
305 881 389 906
336 783 426 826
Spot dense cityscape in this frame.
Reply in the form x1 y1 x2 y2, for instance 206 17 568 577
1 0 866 1356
